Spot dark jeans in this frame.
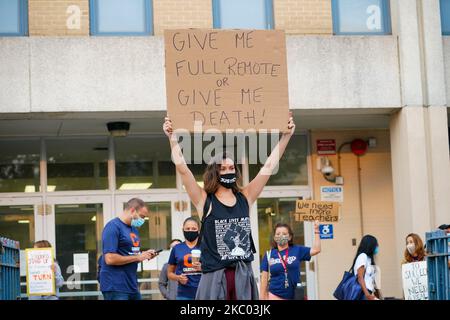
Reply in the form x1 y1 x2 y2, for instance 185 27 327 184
102 291 141 300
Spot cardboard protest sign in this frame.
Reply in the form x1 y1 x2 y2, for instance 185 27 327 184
402 261 428 300
164 29 289 132
26 248 56 296
294 200 339 222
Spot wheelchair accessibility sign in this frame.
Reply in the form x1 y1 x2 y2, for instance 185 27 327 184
319 224 334 239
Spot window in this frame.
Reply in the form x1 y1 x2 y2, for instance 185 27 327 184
332 0 391 35
441 0 450 35
115 136 176 189
0 139 40 193
0 0 28 36
213 0 273 29
0 205 35 249
90 0 153 36
249 134 308 186
46 138 109 192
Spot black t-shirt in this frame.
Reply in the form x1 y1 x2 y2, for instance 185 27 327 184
200 192 255 273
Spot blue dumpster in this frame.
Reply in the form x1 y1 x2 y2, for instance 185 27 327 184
0 237 21 300
426 230 450 300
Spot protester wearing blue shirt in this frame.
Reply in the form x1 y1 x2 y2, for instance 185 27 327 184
260 222 321 300
100 198 158 300
168 217 202 300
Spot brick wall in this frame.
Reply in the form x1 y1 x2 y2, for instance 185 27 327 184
27 0 332 37
29 0 89 36
274 0 333 34
153 0 212 36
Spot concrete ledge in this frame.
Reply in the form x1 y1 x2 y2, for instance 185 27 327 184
0 36 402 113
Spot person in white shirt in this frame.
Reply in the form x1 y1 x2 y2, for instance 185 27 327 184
351 235 382 300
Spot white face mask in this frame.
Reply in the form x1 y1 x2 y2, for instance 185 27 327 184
406 243 416 255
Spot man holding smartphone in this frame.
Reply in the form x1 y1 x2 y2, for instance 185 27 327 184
100 198 158 300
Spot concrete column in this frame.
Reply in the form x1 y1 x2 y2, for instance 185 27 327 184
419 0 450 228
391 1 450 248
395 0 424 107
419 0 447 107
390 108 432 295
390 108 432 238
424 107 450 227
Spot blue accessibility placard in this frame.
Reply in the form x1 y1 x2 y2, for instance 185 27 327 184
319 224 334 240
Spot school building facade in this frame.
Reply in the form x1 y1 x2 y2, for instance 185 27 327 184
0 0 449 299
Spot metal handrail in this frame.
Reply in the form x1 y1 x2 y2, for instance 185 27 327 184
19 278 162 299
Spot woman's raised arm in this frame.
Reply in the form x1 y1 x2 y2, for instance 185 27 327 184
164 116 206 217
242 112 295 206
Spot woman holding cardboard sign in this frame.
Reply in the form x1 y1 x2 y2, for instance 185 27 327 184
28 240 64 300
163 112 295 300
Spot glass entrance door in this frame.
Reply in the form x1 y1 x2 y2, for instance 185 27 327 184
0 197 40 299
45 195 110 300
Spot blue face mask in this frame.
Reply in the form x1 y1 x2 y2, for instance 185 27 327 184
374 247 379 255
131 216 145 228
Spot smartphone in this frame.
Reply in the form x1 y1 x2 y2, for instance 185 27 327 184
155 249 163 254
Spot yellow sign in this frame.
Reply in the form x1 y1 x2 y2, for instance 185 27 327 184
295 200 340 222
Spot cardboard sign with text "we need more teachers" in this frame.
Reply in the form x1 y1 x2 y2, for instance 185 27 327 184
164 29 290 132
295 200 340 223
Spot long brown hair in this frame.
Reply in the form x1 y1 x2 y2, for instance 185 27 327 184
271 223 295 249
34 240 52 248
203 152 242 194
403 233 426 263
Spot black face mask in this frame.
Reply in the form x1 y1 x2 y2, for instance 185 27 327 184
184 231 199 242
219 173 237 189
